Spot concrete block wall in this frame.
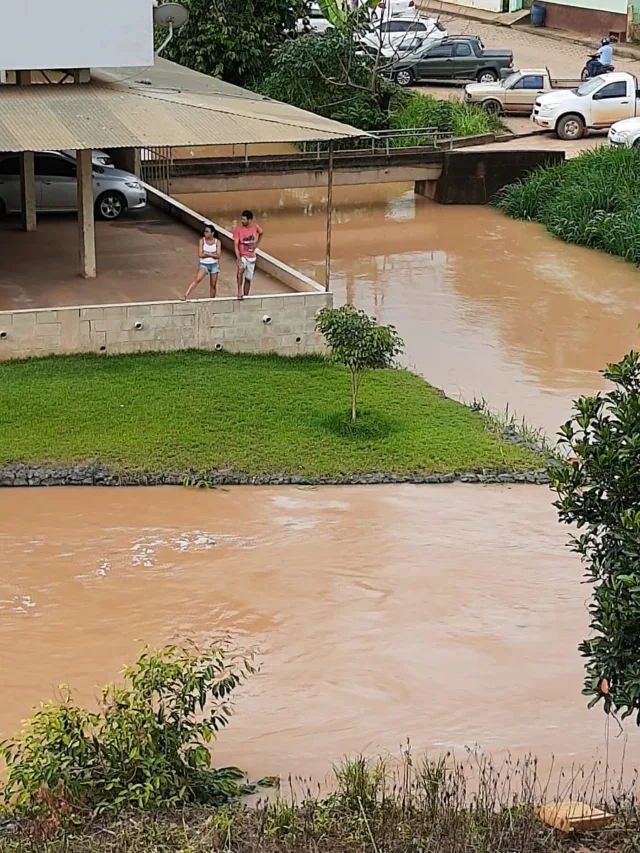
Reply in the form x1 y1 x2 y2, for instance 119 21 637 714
0 292 332 361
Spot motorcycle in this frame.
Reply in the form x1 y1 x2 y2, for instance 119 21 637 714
581 53 615 81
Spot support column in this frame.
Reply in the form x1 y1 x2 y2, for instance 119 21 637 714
17 70 33 85
324 142 334 292
76 149 97 278
19 152 37 232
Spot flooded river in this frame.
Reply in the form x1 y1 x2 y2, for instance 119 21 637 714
3 185 640 786
1 485 637 782
179 184 640 437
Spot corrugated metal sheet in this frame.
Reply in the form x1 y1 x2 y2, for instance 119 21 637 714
0 66 367 152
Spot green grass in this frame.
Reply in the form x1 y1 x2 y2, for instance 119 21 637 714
0 351 540 477
495 145 640 264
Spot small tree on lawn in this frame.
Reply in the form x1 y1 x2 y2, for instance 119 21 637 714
316 305 403 421
549 351 640 722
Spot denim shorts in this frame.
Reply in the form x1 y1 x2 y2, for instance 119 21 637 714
199 262 219 274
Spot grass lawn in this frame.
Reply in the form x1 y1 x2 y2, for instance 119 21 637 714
0 351 540 477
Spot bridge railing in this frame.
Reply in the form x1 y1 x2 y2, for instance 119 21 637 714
300 126 454 157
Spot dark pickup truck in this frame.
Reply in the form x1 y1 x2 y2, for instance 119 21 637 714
391 36 514 86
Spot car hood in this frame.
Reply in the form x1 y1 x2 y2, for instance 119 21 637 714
465 82 503 96
96 167 140 182
610 117 640 132
536 90 576 106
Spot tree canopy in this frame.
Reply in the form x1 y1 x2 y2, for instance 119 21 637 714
163 0 306 85
257 29 387 129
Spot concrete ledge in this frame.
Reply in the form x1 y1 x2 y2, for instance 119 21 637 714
145 185 325 294
0 463 551 487
0 293 332 360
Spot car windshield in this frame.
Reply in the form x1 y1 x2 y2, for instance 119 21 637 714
501 72 521 88
576 77 602 96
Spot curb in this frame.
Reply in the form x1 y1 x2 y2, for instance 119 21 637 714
0 464 551 487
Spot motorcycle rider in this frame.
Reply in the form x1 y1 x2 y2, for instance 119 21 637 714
586 37 613 78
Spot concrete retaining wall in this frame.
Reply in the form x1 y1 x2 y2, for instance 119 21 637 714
425 149 566 205
0 293 331 361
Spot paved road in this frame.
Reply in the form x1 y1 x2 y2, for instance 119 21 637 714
411 17 638 150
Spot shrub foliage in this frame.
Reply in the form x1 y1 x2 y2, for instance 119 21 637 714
0 645 254 813
549 352 640 721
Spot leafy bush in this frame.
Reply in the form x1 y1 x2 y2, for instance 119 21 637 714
496 146 640 263
549 352 640 722
0 645 254 815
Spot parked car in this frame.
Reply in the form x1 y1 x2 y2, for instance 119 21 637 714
360 15 447 56
464 67 580 115
532 71 639 140
63 148 115 168
0 151 147 220
608 115 640 147
296 3 332 34
390 36 513 86
369 0 417 16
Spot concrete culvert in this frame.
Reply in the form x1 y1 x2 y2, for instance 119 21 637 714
0 331 7 340
134 322 143 330
215 343 223 352
262 315 272 324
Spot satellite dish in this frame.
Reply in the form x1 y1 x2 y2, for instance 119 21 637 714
153 2 189 29
154 3 189 56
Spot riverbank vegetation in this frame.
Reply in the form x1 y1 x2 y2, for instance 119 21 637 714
0 351 540 477
1 747 637 852
496 146 640 265
257 29 503 138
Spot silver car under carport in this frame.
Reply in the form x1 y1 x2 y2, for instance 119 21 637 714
0 150 146 220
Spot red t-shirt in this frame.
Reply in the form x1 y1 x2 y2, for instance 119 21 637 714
233 223 263 259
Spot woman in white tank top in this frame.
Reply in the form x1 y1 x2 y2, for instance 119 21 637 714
182 223 221 300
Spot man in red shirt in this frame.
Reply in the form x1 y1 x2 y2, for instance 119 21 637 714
232 209 264 299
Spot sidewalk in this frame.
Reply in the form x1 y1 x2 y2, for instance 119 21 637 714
416 0 640 61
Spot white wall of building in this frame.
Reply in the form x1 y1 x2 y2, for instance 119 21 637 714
453 0 503 12
1 0 154 70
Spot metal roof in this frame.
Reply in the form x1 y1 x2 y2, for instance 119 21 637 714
0 60 367 152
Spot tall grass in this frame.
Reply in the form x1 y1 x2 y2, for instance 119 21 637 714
495 146 640 264
388 90 504 146
6 750 640 852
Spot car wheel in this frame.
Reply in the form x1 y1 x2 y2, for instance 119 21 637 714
633 138 640 149
477 69 497 83
556 113 585 141
481 98 502 116
394 69 414 87
96 191 126 221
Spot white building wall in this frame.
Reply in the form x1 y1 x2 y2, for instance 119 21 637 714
1 0 154 70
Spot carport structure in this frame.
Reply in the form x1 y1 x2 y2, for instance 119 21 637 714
0 60 365 279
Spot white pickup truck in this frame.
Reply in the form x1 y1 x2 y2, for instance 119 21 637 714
532 71 640 140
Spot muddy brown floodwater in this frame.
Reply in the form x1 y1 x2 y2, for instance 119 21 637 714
178 184 640 437
1 485 638 784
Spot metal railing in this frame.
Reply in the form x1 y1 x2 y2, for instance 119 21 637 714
300 126 454 156
140 146 173 195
